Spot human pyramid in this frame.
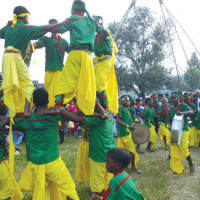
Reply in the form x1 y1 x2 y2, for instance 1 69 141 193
0 0 197 200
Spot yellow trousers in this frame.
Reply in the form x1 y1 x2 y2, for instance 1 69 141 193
1 46 34 118
1 46 34 173
45 70 61 107
56 50 96 115
170 131 190 174
158 124 171 148
75 140 90 182
117 134 139 167
149 125 158 149
18 157 79 200
189 126 197 147
94 56 118 114
89 159 113 193
0 161 23 200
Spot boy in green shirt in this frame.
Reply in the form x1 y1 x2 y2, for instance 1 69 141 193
34 19 70 107
93 16 118 114
116 96 141 173
184 94 197 147
142 98 158 152
0 6 68 118
48 91 115 195
168 93 195 175
12 89 79 200
91 148 145 200
158 98 171 149
196 110 200 147
55 0 107 115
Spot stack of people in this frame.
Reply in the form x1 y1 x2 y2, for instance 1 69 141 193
0 0 199 200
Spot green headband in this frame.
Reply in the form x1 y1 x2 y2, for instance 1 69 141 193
170 93 179 99
130 97 135 103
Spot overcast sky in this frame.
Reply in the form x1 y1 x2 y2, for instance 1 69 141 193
0 0 200 83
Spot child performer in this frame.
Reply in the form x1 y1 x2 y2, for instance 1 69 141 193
0 105 23 200
91 148 145 200
142 98 158 152
0 6 68 172
169 93 195 175
13 89 79 200
93 16 118 113
184 94 197 147
116 96 141 173
55 0 106 115
34 19 70 107
75 127 90 183
158 98 171 150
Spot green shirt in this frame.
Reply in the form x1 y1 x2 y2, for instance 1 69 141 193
14 113 66 165
188 103 197 127
36 36 70 71
168 103 191 131
94 32 112 57
128 106 135 121
83 113 115 162
197 110 200 130
158 106 168 125
143 106 155 128
117 106 133 137
105 170 145 200
0 21 46 55
58 14 103 52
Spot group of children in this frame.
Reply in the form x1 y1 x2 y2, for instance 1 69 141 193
117 92 199 176
0 0 145 200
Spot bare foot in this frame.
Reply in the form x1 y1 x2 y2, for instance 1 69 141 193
132 168 142 174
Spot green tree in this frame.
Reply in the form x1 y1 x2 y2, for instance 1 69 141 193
109 7 174 98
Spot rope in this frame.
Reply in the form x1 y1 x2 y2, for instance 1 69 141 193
114 0 136 40
163 5 197 90
159 2 181 91
133 6 194 91
162 3 200 58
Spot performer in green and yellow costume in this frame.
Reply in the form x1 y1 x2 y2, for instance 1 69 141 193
93 16 118 113
169 93 195 174
0 5 68 173
158 98 171 149
142 98 158 152
55 0 107 115
34 19 70 107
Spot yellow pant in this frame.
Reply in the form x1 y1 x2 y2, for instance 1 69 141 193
197 130 200 143
90 159 113 193
149 125 158 149
117 134 139 167
189 126 197 147
1 46 34 118
170 131 190 174
19 157 79 200
75 139 90 182
94 56 118 114
45 70 61 107
158 124 171 148
0 161 23 200
56 50 96 115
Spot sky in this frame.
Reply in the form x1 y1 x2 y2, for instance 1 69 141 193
0 0 200 83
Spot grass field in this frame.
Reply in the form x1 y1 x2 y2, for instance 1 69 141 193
14 136 200 200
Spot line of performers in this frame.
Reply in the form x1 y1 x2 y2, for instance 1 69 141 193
0 1 145 200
